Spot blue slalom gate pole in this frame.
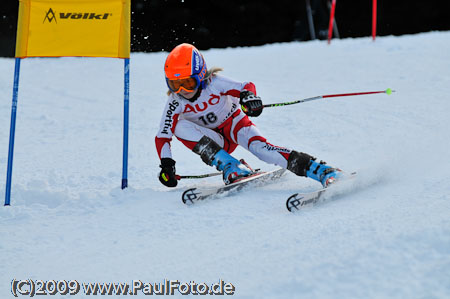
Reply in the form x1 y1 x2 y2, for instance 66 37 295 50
5 58 21 206
121 58 130 189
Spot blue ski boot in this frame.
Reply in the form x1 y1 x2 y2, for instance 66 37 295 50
287 150 342 187
306 159 342 187
193 136 252 185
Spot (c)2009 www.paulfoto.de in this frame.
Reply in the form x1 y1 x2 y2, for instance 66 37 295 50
11 279 236 296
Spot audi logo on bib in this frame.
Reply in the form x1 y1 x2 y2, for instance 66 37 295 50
183 94 220 114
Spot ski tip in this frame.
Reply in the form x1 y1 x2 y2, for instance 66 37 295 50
182 188 199 205
286 193 299 212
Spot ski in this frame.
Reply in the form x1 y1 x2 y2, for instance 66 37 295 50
182 168 286 205
286 173 357 212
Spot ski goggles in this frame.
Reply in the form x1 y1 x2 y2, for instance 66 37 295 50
166 75 200 93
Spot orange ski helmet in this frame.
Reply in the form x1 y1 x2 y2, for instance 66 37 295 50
164 43 207 93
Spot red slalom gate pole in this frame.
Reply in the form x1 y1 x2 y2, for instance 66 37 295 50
263 89 394 108
327 0 337 44
372 0 377 41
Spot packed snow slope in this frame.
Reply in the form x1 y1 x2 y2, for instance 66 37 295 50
1 32 450 298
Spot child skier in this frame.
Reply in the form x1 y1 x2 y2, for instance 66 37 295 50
156 43 342 188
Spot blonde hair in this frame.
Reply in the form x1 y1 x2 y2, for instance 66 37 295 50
204 67 223 81
166 67 223 96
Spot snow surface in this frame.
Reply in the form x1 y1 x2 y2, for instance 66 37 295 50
1 32 450 298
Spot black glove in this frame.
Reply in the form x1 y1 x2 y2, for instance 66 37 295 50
240 90 263 117
159 158 178 187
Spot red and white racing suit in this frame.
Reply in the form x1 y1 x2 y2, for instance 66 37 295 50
155 75 292 168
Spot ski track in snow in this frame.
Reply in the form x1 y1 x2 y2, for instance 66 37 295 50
1 32 450 298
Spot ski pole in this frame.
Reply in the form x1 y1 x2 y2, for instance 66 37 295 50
263 88 394 108
176 167 261 180
176 173 222 180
